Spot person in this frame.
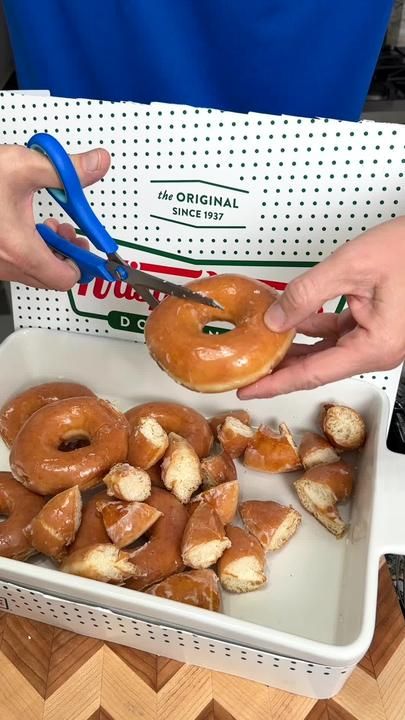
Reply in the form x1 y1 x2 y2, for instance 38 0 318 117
1 140 404 397
2 1 402 395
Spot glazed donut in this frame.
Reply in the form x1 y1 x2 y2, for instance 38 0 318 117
200 450 237 490
243 422 302 473
10 397 129 495
218 416 254 459
61 543 136 584
68 491 109 553
181 502 231 570
126 401 213 460
127 417 169 469
102 463 151 502
96 499 162 548
239 500 301 552
294 460 353 538
145 274 295 392
209 409 251 437
190 480 239 525
25 486 82 562
298 431 339 470
0 381 94 447
147 569 222 612
217 525 267 593
321 404 366 450
0 471 46 560
161 432 202 503
126 487 189 591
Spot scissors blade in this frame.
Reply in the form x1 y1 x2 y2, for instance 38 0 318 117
106 260 223 310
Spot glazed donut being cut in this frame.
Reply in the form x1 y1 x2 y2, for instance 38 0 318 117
10 396 129 495
145 274 295 392
0 381 94 447
126 401 213 459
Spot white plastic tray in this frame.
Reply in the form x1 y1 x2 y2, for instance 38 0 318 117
0 328 404 672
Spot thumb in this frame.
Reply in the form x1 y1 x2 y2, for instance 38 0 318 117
264 253 352 332
18 145 110 191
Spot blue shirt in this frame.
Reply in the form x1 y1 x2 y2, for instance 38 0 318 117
4 0 393 121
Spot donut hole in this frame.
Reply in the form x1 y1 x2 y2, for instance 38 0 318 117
0 513 8 524
58 432 91 452
203 320 234 335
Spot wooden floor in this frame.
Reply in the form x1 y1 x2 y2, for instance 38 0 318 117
0 564 403 719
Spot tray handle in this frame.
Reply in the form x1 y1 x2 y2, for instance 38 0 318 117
377 449 405 555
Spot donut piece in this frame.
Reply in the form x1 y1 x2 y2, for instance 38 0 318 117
147 569 221 612
218 416 254 458
294 461 353 538
218 525 267 593
126 401 213 459
190 481 240 525
299 431 339 470
243 423 301 473
201 450 237 489
209 410 251 437
25 486 82 562
161 433 202 503
10 397 129 495
239 500 301 551
181 502 231 569
127 417 169 469
321 404 366 450
0 381 94 447
103 463 151 502
68 491 109 553
126 487 189 591
145 274 295 392
96 499 162 548
0 471 46 560
61 544 136 584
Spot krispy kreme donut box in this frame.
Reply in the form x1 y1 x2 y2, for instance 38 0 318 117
0 92 405 699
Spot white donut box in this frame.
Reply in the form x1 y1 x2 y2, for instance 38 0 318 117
0 329 404 700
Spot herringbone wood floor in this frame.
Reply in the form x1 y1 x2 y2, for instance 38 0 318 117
0 564 403 719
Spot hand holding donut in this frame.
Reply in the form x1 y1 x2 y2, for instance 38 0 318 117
0 143 109 289
239 218 405 399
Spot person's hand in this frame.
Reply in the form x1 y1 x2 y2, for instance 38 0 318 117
239 217 405 399
0 143 110 289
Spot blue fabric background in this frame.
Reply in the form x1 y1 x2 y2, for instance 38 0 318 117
3 0 393 120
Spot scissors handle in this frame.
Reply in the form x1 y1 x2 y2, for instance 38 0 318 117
36 223 116 285
27 133 118 256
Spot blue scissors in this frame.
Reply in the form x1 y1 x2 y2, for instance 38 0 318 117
27 133 221 310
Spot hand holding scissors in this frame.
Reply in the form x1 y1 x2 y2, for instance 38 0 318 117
27 133 221 309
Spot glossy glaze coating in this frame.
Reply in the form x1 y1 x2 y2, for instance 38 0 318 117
96 499 162 548
243 423 302 473
126 487 189 591
25 486 82 561
0 471 46 560
68 490 109 553
201 450 237 489
191 480 240 525
126 401 213 459
239 500 301 551
297 460 354 503
145 274 295 392
10 397 129 495
148 569 221 611
0 381 94 447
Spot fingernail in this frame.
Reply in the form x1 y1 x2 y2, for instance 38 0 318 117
265 303 286 331
83 149 101 173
